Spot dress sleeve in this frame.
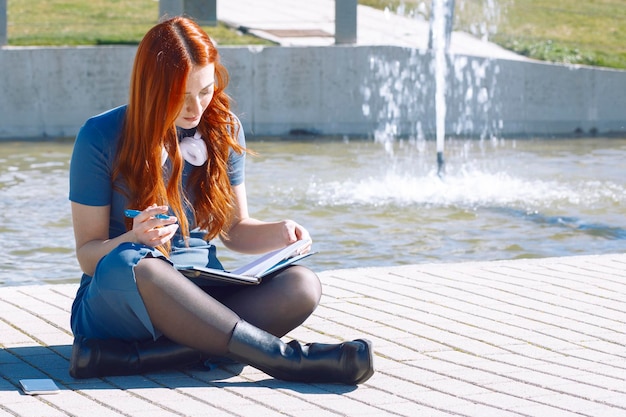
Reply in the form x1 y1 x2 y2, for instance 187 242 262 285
69 117 116 206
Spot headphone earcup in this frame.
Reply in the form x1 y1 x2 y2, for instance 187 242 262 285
180 132 208 166
161 147 169 166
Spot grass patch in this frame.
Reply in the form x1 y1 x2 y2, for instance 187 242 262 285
489 0 626 69
6 0 273 46
361 0 626 69
6 0 626 68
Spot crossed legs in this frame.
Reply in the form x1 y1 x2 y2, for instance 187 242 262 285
72 257 373 383
134 258 322 355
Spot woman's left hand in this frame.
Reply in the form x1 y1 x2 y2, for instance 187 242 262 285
281 220 313 254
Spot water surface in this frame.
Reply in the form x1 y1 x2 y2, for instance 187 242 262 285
1 137 625 286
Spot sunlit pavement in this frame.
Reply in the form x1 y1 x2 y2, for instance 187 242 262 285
2 2 622 416
217 0 528 60
1 253 625 416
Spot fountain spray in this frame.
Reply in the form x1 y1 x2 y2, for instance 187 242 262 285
431 0 452 178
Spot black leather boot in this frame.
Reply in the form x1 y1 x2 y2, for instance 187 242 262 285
226 321 374 384
69 336 205 378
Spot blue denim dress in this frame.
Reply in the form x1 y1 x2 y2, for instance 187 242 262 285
68 105 245 341
70 234 223 341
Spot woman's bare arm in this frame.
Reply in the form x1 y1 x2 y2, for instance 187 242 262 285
220 184 312 255
71 202 178 276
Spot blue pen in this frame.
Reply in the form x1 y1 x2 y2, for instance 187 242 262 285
124 209 171 220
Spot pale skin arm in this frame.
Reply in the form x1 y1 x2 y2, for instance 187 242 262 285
72 183 309 275
220 183 312 255
71 202 179 276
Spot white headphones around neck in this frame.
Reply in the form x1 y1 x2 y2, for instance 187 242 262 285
161 132 208 167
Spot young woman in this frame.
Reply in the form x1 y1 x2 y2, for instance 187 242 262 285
67 17 373 384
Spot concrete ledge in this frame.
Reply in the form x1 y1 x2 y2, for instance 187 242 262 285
0 45 625 140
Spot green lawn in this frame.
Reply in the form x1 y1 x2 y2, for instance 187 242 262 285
489 0 625 69
6 0 273 46
7 0 626 69
363 0 626 69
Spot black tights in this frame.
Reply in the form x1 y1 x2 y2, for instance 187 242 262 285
134 258 322 357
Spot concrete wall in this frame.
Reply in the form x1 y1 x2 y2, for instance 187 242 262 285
0 46 135 138
0 45 624 140
0 0 6 46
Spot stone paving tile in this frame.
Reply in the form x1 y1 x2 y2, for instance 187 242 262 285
1 253 626 416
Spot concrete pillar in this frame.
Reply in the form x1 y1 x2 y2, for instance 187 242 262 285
160 0 184 18
335 0 357 45
1 0 7 46
185 0 217 26
159 0 216 26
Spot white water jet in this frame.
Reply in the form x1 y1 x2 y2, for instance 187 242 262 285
431 0 449 177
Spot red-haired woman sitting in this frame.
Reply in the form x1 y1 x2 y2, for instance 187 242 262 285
68 16 373 385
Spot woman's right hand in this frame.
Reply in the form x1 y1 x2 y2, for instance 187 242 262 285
130 204 179 247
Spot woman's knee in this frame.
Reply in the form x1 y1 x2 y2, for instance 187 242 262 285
134 257 162 279
133 257 180 293
279 265 322 309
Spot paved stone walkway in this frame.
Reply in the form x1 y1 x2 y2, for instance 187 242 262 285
217 0 527 60
1 253 625 416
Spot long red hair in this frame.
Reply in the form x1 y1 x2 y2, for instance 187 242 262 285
113 17 244 254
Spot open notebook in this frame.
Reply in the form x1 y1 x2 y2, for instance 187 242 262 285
177 239 314 285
